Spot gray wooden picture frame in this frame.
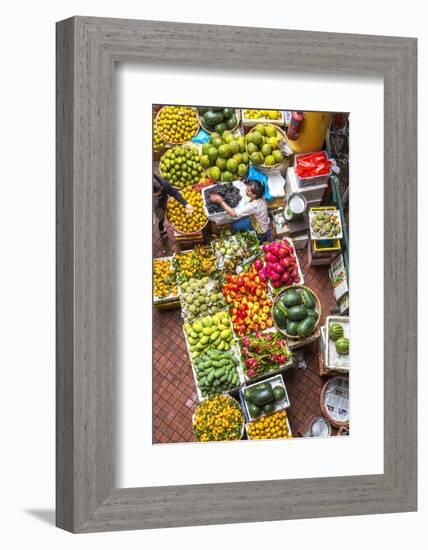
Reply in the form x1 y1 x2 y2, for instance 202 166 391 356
56 16 417 533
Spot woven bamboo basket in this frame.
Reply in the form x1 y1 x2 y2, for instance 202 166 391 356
245 125 289 170
192 395 245 442
198 108 241 134
156 106 200 145
272 284 322 340
319 375 349 428
165 190 209 236
159 142 206 191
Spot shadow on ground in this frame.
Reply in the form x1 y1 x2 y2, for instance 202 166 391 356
25 509 55 526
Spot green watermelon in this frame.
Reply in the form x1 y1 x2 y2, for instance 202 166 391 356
329 323 344 341
335 337 349 355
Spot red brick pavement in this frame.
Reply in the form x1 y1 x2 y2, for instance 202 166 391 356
152 223 340 443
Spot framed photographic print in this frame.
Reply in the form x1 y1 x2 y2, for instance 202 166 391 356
56 16 417 533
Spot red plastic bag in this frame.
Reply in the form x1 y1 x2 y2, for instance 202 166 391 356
295 152 331 178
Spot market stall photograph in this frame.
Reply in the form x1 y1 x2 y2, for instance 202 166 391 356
152 105 350 443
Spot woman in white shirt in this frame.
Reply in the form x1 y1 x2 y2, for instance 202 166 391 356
209 180 271 242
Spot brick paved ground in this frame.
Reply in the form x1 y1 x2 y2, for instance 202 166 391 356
152 218 340 443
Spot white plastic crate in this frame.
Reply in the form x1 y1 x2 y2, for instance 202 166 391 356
286 167 327 205
293 152 331 187
240 374 291 422
201 180 248 224
325 316 350 373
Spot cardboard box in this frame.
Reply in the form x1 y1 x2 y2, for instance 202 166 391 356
329 254 349 301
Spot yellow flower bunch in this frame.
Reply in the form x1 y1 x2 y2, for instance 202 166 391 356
193 395 244 442
248 410 292 440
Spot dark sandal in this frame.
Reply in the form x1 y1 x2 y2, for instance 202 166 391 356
160 228 168 238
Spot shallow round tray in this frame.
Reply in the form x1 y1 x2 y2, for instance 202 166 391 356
272 285 322 340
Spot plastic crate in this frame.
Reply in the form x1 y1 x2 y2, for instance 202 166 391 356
285 167 327 205
240 374 290 422
293 151 331 187
201 181 247 224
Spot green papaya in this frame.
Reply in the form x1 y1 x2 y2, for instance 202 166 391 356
273 304 287 329
300 288 315 308
297 316 316 337
204 111 223 126
286 320 299 336
252 387 274 406
306 308 318 321
282 289 301 307
287 305 308 321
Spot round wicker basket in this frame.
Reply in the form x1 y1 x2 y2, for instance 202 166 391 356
198 108 241 134
272 285 322 340
192 395 245 442
165 191 208 236
156 106 200 145
159 143 206 191
319 375 349 428
246 125 288 169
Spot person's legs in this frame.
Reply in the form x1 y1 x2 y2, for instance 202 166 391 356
231 217 253 233
155 199 168 237
257 227 271 244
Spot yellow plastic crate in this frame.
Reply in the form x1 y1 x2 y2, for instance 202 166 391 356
313 239 341 253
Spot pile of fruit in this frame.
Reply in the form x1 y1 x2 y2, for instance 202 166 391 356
156 105 199 144
245 124 285 167
152 113 166 151
247 410 291 440
244 109 282 121
160 145 204 189
193 394 244 442
203 183 242 214
243 379 287 419
222 265 273 336
254 239 301 290
179 277 225 322
329 323 349 355
200 130 248 182
193 350 242 397
212 231 259 273
198 107 239 134
240 331 290 379
310 210 342 238
273 286 319 338
173 246 216 282
166 187 206 233
153 258 177 301
184 311 234 361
